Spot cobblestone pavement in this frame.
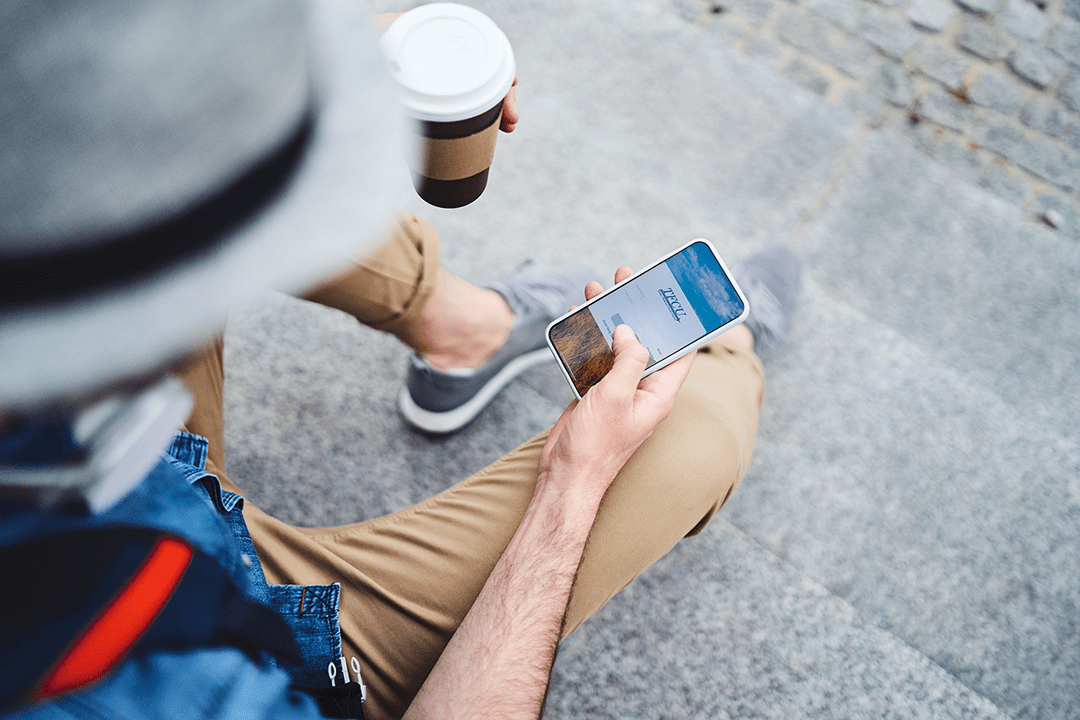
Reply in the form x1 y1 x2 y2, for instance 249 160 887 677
666 0 1080 238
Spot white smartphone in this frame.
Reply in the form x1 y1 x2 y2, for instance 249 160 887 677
545 239 749 399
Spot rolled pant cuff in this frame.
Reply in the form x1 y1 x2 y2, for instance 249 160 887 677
303 212 441 343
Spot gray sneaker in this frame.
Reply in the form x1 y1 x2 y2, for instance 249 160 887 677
398 262 601 433
734 245 802 362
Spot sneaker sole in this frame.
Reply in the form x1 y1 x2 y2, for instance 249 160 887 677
397 348 552 434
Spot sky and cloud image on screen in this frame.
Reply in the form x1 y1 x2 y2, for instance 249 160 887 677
664 242 744 332
584 242 743 363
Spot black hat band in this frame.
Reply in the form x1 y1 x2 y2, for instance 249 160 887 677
0 107 315 312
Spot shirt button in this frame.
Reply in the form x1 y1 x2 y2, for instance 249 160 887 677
241 553 254 568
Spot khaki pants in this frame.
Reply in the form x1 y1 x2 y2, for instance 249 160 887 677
176 213 764 720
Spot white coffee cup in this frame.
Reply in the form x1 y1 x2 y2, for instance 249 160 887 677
379 3 515 208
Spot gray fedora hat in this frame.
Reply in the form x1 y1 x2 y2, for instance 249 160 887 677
0 0 413 410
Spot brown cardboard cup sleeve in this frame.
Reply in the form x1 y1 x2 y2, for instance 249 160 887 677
417 112 502 182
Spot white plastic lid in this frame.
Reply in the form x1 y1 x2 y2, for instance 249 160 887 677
378 3 515 122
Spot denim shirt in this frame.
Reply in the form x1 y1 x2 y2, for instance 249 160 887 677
164 433 345 690
1 431 345 719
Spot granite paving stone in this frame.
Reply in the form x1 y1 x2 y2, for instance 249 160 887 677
914 43 972 87
968 67 1026 112
776 7 877 77
704 15 744 43
1021 94 1080 147
957 17 1016 60
971 115 1034 159
907 0 959 31
871 59 918 105
858 3 925 57
917 88 974 129
974 115 1080 187
1008 40 1068 88
884 104 945 147
996 0 1051 41
1048 17 1080 67
1015 97 1057 132
1057 68 1080 111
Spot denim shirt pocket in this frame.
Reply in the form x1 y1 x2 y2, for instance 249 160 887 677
266 583 344 689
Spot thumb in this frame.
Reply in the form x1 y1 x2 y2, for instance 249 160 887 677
604 325 651 389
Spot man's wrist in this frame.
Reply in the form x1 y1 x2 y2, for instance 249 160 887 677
532 466 610 532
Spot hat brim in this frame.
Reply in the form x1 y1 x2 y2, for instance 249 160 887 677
0 0 415 409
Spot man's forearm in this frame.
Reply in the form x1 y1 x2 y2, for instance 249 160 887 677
403 319 690 719
403 469 606 720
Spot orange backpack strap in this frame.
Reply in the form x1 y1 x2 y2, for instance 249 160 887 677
1 528 299 714
35 536 193 699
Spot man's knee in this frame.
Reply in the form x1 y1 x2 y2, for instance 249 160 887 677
657 391 754 523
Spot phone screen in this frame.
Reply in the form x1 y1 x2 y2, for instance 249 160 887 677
547 241 745 397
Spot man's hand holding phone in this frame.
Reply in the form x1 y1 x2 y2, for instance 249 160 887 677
546 240 747 399
537 266 696 503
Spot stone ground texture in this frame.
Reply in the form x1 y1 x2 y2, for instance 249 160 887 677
221 0 1080 718
674 0 1080 234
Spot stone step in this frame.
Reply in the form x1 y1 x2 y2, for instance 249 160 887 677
547 517 1010 719
749 131 1080 718
222 290 566 525
725 279 1080 719
799 131 1080 432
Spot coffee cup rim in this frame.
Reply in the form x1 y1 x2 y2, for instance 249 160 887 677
378 3 515 122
